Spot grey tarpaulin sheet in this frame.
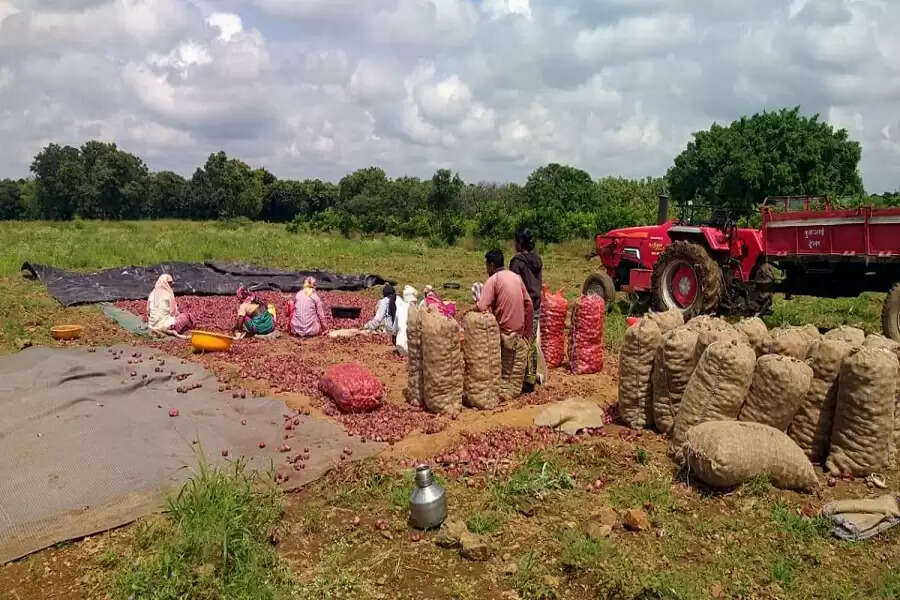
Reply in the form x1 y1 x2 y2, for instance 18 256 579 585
0 344 383 564
21 261 392 306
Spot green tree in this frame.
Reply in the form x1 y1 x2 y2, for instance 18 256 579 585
80 141 149 218
0 179 24 219
428 169 465 244
147 171 189 218
188 152 264 219
30 143 85 220
524 163 597 242
668 107 865 218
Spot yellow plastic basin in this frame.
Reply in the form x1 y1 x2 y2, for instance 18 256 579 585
51 325 84 340
190 330 233 352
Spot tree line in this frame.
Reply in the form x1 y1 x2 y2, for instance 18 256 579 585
0 108 893 244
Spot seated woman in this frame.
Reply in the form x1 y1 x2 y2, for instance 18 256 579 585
290 277 328 337
233 287 276 338
147 274 193 337
365 284 398 339
420 284 456 318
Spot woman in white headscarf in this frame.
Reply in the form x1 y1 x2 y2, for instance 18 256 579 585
147 274 193 336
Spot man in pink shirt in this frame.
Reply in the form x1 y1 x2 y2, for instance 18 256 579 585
474 249 534 341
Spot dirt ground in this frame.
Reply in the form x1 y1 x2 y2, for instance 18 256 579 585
2 295 900 600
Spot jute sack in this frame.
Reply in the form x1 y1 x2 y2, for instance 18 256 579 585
671 340 756 447
404 304 424 407
462 311 502 410
826 347 899 476
686 316 748 360
618 318 662 429
683 421 819 490
739 354 813 430
824 326 866 346
763 327 812 360
499 332 529 402
788 339 855 463
734 317 769 356
652 327 700 435
421 308 464 415
644 309 684 334
862 335 900 467
797 324 823 345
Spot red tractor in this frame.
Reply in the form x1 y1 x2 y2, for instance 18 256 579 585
584 195 900 341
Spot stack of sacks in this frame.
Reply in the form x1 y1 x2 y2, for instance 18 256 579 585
826 346 899 477
788 339 855 463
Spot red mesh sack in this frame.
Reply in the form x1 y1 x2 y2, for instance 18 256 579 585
569 295 605 375
540 285 568 369
318 363 384 413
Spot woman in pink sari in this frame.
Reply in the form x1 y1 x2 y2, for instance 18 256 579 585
147 274 193 336
290 277 328 337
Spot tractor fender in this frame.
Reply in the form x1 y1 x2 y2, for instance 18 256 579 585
666 225 731 252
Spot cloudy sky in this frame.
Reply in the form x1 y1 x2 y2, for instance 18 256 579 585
0 0 898 191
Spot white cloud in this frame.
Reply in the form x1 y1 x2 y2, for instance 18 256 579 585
1 0 900 191
415 75 473 122
206 12 242 42
574 13 696 63
481 0 532 20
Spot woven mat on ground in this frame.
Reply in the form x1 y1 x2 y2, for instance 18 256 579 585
0 344 382 564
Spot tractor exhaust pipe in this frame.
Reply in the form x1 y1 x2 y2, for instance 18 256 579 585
657 194 670 225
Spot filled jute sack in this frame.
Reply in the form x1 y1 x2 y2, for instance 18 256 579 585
652 327 699 435
462 311 502 410
499 332 529 402
683 421 819 491
686 316 748 359
763 327 813 360
644 309 684 334
826 347 899 476
824 326 866 346
789 339 855 463
421 307 464 415
739 354 813 430
862 335 900 467
404 304 425 407
671 340 756 447
734 317 769 356
618 318 662 429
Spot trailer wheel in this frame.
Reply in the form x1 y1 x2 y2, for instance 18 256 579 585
882 283 900 342
582 272 615 311
651 240 723 317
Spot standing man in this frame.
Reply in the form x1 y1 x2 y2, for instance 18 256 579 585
509 228 543 391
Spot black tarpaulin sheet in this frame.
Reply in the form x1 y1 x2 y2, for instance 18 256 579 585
21 261 391 306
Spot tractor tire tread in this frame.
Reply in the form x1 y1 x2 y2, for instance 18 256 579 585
582 272 616 312
651 240 723 316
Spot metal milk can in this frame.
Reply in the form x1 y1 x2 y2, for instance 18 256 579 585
409 464 446 529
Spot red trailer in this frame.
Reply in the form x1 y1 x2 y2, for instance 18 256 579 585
762 196 900 340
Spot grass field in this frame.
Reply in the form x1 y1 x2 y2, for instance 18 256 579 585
1 219 898 600
0 219 888 354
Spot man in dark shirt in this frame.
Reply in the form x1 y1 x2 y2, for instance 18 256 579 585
509 228 543 391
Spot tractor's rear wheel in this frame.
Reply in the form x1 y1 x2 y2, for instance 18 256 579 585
651 240 723 317
582 272 616 311
881 283 900 342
